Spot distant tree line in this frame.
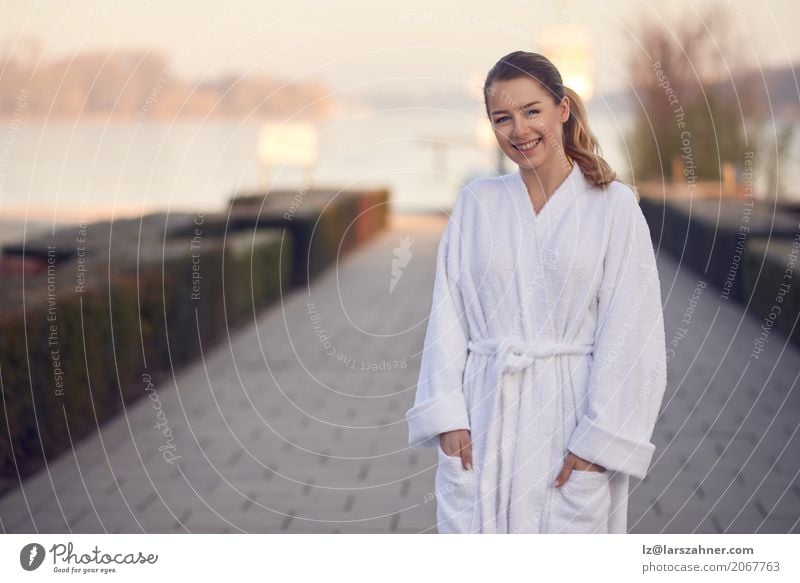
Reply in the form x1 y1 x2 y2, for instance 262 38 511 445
0 43 334 121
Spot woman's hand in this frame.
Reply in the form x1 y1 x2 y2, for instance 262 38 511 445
439 429 473 470
554 451 606 487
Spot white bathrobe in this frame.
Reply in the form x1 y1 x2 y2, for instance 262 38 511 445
406 162 667 534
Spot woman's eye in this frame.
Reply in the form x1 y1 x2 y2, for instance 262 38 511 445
493 110 537 124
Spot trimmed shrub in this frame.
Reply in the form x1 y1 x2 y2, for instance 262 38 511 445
0 218 292 486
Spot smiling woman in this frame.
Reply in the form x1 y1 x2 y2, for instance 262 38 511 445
484 52 618 214
405 51 668 534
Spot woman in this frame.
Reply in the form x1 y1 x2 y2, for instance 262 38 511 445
405 51 668 534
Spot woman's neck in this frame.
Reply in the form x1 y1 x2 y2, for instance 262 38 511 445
519 156 574 202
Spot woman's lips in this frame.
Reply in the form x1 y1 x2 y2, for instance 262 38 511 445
513 137 542 151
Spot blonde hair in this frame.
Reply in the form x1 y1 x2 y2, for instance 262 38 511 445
483 51 617 190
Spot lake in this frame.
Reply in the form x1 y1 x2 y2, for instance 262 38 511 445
0 102 795 243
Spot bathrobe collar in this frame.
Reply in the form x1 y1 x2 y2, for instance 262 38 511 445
509 161 585 225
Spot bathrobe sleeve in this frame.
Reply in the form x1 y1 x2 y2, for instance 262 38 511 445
405 189 472 449
566 188 668 479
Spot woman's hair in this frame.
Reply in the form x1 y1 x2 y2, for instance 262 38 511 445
483 50 617 190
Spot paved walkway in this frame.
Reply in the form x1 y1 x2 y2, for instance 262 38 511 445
1 214 798 533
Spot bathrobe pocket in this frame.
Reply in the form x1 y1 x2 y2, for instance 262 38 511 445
435 444 477 533
548 469 611 533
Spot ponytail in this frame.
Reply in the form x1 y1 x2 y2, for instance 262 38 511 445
562 86 617 189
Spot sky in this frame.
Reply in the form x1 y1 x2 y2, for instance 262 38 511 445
1 0 798 98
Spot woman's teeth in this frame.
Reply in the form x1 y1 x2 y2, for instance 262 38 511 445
514 138 542 151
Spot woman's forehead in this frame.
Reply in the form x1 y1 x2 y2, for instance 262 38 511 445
487 77 548 110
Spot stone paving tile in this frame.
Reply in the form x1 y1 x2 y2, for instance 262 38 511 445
1 213 798 534
631 245 800 533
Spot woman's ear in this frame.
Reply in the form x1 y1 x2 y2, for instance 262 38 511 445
559 95 571 123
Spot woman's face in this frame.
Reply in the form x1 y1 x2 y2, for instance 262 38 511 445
486 77 570 172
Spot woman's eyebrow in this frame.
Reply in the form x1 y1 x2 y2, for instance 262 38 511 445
490 100 542 115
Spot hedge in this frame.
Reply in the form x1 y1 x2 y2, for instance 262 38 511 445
1 185 387 489
639 196 799 301
639 195 800 348
167 188 389 286
0 226 291 485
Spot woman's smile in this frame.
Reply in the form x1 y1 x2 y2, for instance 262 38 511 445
513 137 542 151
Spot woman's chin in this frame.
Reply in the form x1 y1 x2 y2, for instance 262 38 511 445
513 154 541 168
506 146 539 162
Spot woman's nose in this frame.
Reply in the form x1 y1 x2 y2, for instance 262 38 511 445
511 121 530 136
511 128 531 141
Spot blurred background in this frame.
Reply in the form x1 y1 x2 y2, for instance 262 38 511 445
0 0 798 534
0 0 798 230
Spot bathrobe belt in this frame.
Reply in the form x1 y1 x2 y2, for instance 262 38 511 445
466 337 594 532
